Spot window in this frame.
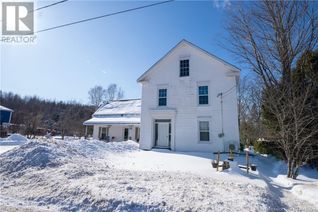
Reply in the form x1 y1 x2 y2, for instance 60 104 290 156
198 86 209 105
158 89 167 106
180 59 189 77
199 121 210 141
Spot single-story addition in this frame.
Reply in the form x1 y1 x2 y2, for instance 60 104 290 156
137 39 240 152
83 99 141 142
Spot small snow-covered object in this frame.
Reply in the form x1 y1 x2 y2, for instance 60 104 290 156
6 134 28 142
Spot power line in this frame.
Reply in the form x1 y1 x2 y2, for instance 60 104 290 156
223 86 236 98
0 0 68 22
32 0 69 12
223 85 236 95
35 0 174 34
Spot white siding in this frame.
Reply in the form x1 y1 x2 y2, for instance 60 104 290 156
139 42 240 152
92 125 139 142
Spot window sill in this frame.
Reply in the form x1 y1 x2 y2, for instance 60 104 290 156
198 140 211 144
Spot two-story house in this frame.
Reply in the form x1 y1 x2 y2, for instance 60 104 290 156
137 40 240 152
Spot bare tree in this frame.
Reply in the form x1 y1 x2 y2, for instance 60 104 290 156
226 0 318 178
106 84 117 101
106 84 124 101
117 87 124 100
88 84 125 108
88 86 106 108
262 79 318 178
238 76 263 146
226 1 318 86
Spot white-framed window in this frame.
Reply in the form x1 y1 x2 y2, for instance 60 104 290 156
180 59 189 77
158 88 167 106
198 85 209 105
198 120 210 142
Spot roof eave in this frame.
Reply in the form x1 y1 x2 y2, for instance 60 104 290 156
83 122 140 126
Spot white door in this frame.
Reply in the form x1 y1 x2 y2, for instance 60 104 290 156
157 122 170 147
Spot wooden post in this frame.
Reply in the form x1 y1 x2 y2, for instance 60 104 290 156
231 149 234 160
217 151 220 171
229 148 233 161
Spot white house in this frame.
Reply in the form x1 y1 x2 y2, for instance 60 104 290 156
137 39 240 152
84 99 141 142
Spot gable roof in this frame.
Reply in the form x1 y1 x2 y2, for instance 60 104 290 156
137 39 240 82
93 99 141 116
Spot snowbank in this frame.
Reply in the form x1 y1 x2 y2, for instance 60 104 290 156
0 141 70 176
292 184 318 206
0 134 28 154
7 134 28 142
0 139 138 177
0 134 28 145
0 139 317 211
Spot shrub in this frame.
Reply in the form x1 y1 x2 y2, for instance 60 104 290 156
254 140 268 154
229 144 235 151
239 143 244 152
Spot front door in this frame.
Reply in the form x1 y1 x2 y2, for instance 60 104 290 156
124 128 129 140
157 122 170 147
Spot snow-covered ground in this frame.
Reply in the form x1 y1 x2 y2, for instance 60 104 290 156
0 134 28 154
0 138 317 211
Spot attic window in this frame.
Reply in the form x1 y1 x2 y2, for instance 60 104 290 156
180 59 189 77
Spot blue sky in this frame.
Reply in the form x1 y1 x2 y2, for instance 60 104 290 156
1 0 242 104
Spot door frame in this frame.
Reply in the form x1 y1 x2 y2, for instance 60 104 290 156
99 126 109 141
135 127 140 142
154 119 171 149
123 128 129 141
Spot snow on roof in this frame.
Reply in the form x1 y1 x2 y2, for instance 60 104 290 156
94 99 141 116
83 117 140 125
0 105 13 112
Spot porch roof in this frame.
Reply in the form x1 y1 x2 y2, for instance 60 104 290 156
83 117 140 126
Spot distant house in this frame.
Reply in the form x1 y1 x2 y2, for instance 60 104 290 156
137 40 240 152
84 99 141 142
0 105 13 126
0 105 13 137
